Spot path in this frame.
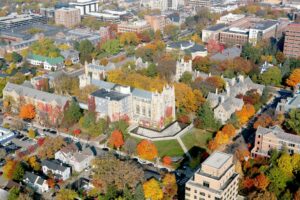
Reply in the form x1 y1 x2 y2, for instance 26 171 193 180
176 135 192 160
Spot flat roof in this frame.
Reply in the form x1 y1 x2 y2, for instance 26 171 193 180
91 88 129 101
206 23 227 31
252 20 278 30
202 151 232 169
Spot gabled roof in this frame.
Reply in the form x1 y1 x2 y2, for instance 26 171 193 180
132 88 152 100
41 159 69 172
3 83 69 107
256 126 300 144
24 171 46 186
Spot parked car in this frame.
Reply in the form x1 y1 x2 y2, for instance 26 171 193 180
49 130 57 135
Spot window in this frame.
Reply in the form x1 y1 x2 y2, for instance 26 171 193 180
200 192 205 196
136 105 140 114
203 181 210 188
186 187 191 191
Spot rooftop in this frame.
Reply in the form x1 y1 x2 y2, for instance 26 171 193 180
252 20 278 30
206 23 227 31
91 88 129 101
202 151 232 169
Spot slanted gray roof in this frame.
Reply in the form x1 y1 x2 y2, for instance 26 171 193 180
41 159 69 172
132 88 152 100
206 23 227 31
210 47 242 61
4 83 69 106
257 126 300 144
91 80 116 90
24 171 46 186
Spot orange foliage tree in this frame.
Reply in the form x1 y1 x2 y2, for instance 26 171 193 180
19 104 36 120
2 159 17 180
109 129 124 149
243 177 255 190
254 173 270 191
286 68 300 87
208 124 235 150
253 114 273 129
222 124 236 137
162 156 172 166
137 140 158 161
236 104 255 125
162 173 177 199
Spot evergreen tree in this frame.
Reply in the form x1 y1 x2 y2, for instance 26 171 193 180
196 102 221 131
63 100 83 127
134 184 145 200
12 163 24 181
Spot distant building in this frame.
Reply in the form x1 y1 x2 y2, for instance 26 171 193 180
175 59 193 81
251 126 300 157
167 41 207 59
117 20 151 33
207 75 265 124
61 49 80 64
202 24 227 43
140 0 179 11
27 54 65 71
0 13 46 31
144 14 169 32
283 23 300 58
0 127 17 146
69 0 99 15
210 46 242 61
55 7 81 28
185 151 239 200
216 13 246 25
40 7 56 19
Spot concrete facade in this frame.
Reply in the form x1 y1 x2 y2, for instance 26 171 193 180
55 8 81 28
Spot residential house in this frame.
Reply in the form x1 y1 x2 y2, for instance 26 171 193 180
61 49 80 64
41 159 71 181
276 84 300 113
207 75 265 123
251 126 300 157
27 54 64 71
3 82 69 126
55 143 95 172
23 172 49 193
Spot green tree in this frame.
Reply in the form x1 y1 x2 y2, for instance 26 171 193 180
79 40 94 64
12 163 25 181
285 109 300 135
164 24 180 41
277 153 294 178
134 184 145 200
56 189 78 200
145 63 157 77
179 72 193 85
259 66 282 86
8 187 19 200
63 100 83 127
196 102 221 131
241 43 261 64
11 52 22 63
101 39 121 55
267 167 290 194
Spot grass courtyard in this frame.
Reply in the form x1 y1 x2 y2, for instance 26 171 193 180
181 128 213 151
154 140 184 157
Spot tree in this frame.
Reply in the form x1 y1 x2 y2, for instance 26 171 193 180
3 159 17 180
206 39 224 53
27 156 41 171
30 38 60 58
162 174 177 199
267 167 290 192
8 187 20 200
259 66 282 86
123 138 137 155
12 162 25 181
145 63 158 77
137 140 158 161
241 43 261 64
28 129 36 138
221 124 236 137
38 136 66 159
19 104 35 120
120 32 140 46
91 155 144 192
101 39 121 55
163 24 180 40
134 184 145 200
63 100 82 127
56 189 78 200
285 108 300 135
252 191 277 200
254 114 273 129
286 68 300 87
78 40 94 63
162 156 172 166
143 178 163 200
0 148 6 159
192 56 212 73
254 173 270 190
196 102 221 131
295 189 300 200
179 71 193 85
236 104 255 125
11 52 22 63
109 129 124 149
275 51 285 64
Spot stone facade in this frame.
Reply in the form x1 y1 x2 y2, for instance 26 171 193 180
175 59 193 81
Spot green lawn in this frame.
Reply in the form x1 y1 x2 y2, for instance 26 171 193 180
181 128 213 151
153 140 184 157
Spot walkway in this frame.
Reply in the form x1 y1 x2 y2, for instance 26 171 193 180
176 135 192 160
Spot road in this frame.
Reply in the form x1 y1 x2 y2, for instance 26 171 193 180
224 88 293 155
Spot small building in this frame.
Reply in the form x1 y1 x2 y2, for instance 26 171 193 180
167 41 207 59
185 151 239 200
117 20 151 33
251 126 300 157
55 7 81 28
61 49 80 64
41 159 71 181
27 54 64 71
23 172 49 193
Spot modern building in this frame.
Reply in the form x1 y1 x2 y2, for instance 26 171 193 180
40 7 56 20
283 23 300 58
219 28 249 46
185 151 239 200
0 127 17 146
55 7 81 28
202 24 227 43
0 13 46 31
27 54 65 71
69 0 99 15
207 75 265 124
3 83 69 126
117 20 151 33
167 41 207 59
144 14 169 32
251 126 300 157
140 0 179 11
188 0 212 7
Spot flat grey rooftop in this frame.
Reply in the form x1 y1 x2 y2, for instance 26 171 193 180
202 151 231 169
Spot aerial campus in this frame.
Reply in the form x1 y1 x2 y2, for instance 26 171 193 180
0 0 300 199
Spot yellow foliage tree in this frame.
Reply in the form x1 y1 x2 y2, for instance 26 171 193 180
143 178 163 200
28 129 36 138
